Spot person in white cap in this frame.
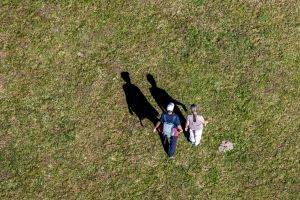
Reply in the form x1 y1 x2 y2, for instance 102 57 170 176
185 104 208 146
153 102 183 159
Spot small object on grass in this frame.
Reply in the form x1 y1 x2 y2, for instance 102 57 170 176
218 140 234 153
77 52 84 57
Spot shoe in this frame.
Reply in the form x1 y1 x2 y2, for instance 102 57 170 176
169 156 175 160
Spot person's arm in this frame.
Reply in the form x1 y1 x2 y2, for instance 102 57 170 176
204 120 208 126
174 115 183 132
177 124 183 132
153 121 161 132
154 114 164 132
202 116 208 126
185 119 190 132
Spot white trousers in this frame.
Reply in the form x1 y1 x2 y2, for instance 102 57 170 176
189 129 203 146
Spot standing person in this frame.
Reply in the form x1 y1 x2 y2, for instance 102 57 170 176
153 102 183 159
185 104 208 146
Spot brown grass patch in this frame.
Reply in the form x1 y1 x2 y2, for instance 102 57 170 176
38 4 54 18
0 75 5 93
0 51 7 59
0 133 13 150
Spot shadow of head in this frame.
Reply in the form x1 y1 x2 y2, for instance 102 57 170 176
147 73 156 87
121 72 131 83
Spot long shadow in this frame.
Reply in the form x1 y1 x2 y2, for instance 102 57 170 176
121 72 159 126
121 72 169 154
147 74 189 140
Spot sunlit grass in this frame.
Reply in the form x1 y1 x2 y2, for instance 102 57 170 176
0 0 299 199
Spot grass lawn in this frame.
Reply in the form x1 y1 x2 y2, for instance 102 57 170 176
1 0 299 199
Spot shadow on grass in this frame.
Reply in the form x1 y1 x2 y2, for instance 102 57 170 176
121 72 159 126
121 72 188 155
121 72 170 154
147 73 189 141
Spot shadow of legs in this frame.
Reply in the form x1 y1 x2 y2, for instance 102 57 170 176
159 134 169 154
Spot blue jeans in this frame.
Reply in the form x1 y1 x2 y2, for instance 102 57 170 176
164 136 178 157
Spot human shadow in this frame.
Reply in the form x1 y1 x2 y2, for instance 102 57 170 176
121 72 159 126
121 72 169 154
147 73 189 140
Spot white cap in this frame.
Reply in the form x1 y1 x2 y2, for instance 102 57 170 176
167 102 174 112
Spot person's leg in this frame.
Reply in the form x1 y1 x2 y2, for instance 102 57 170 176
163 135 169 145
160 134 169 153
168 136 178 157
194 129 203 146
189 129 195 145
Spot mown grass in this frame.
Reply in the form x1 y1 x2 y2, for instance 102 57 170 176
1 0 299 199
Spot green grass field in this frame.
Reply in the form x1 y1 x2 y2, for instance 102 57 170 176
1 0 300 199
